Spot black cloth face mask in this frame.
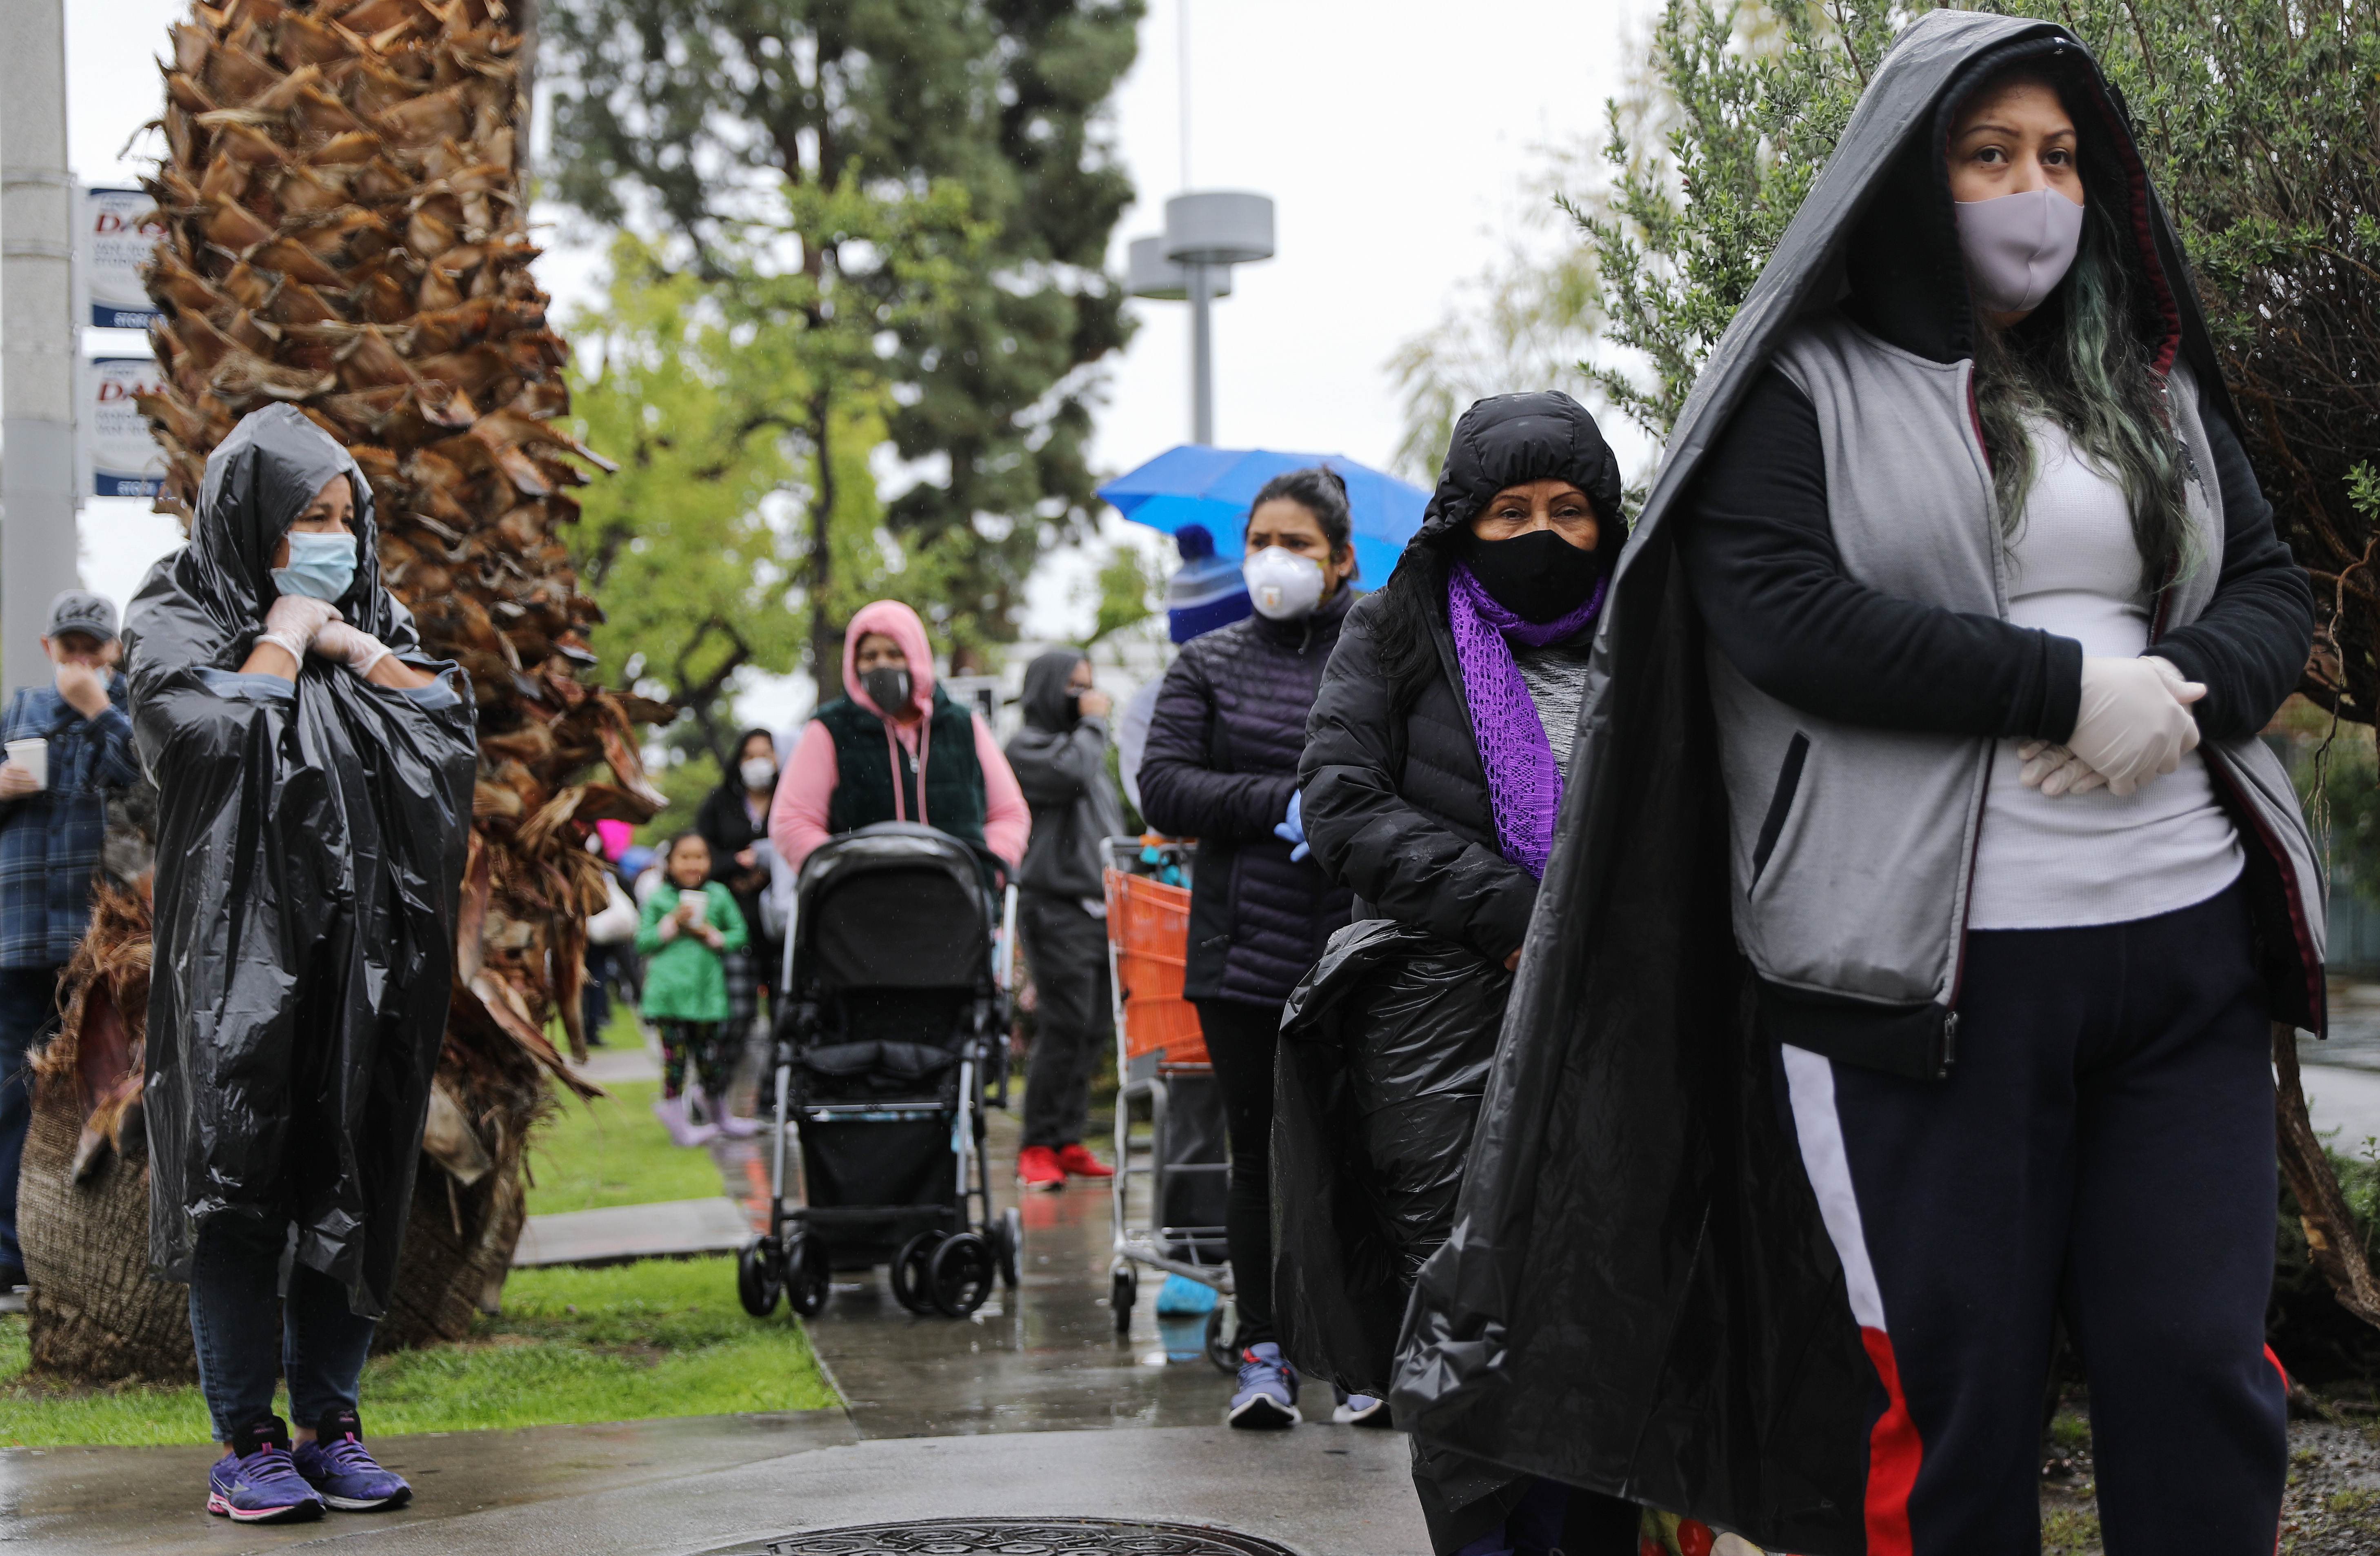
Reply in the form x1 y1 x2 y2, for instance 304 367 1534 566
1456 526 1606 624
861 666 913 716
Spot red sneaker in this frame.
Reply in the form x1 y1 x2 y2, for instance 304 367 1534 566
1055 1142 1114 1180
1017 1144 1066 1191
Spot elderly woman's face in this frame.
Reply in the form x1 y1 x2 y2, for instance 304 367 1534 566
273 475 356 570
1468 480 1600 551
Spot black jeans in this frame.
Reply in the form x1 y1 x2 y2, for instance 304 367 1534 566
1193 995 1285 1350
0 964 60 1279
188 1214 376 1442
1021 893 1111 1150
1780 882 2284 1554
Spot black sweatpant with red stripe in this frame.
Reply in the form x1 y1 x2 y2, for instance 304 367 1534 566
1778 882 2287 1555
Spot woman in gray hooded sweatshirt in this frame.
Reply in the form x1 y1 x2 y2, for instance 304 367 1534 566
1005 649 1126 1190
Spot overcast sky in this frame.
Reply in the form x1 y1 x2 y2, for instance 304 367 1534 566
61 0 1644 712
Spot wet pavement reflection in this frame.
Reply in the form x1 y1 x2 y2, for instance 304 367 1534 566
794 1107 1240 1438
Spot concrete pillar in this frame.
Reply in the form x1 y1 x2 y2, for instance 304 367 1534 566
2 0 80 693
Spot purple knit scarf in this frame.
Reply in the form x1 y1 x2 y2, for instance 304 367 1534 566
1447 562 1609 879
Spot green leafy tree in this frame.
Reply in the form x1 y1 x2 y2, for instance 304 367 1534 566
543 0 1143 694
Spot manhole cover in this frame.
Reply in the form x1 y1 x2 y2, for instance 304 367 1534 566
711 1518 1303 1555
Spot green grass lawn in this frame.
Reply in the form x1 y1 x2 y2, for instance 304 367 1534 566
0 1255 837 1447
524 1076 729 1215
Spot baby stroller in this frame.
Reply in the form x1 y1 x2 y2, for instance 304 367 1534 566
737 822 1022 1320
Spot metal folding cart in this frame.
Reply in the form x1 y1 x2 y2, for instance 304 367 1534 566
1102 835 1236 1371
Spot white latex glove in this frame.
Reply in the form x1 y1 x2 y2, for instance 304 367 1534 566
2062 655 2204 797
2016 741 2109 797
258 594 340 661
311 620 393 678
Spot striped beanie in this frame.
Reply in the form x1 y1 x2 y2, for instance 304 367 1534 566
1165 524 1253 643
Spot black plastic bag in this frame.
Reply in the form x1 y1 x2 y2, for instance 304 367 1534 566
127 406 476 1320
1272 919 1510 1397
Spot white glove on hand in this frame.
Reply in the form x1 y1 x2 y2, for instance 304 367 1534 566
2017 741 2108 797
2060 655 2205 798
258 594 340 662
311 620 393 678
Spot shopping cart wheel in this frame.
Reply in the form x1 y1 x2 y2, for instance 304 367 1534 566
1110 1264 1136 1335
929 1232 995 1318
891 1231 941 1314
1204 1299 1239 1375
787 1235 830 1318
736 1239 784 1318
988 1207 1022 1289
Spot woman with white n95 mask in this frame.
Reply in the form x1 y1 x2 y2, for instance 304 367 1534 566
1137 465 1359 1432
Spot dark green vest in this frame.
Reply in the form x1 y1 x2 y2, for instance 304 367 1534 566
816 687 986 844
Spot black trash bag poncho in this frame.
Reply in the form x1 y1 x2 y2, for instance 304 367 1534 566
1383 13 2233 1554
1273 919 1511 1399
128 404 476 1319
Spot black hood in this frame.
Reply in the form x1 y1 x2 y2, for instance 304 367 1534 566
1842 30 2184 376
1411 390 1627 547
1020 648 1087 733
168 402 415 659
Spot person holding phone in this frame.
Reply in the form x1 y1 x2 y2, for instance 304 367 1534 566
634 831 751 1146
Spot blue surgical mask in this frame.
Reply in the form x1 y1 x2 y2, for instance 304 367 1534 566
272 530 357 602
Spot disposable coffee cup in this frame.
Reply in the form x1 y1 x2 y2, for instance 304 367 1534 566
6 738 48 791
678 888 709 924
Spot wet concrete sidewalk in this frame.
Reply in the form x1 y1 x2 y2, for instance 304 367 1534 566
0 1105 1427 1554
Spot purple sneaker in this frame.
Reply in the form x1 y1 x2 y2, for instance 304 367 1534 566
291 1409 412 1511
1227 1341 1301 1429
207 1417 324 1523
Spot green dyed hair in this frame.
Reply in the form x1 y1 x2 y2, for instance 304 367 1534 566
1972 191 2193 594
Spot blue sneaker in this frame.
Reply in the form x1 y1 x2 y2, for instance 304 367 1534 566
1227 1341 1301 1428
206 1417 324 1523
291 1409 412 1511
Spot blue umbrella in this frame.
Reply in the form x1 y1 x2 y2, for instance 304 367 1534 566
1097 445 1429 588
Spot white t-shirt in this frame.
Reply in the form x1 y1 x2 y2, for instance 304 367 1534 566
1965 418 2242 930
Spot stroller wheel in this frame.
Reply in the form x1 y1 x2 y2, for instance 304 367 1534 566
1204 1300 1240 1375
989 1207 1022 1289
891 1231 941 1314
737 1240 784 1318
929 1232 995 1318
787 1235 830 1318
1110 1264 1136 1335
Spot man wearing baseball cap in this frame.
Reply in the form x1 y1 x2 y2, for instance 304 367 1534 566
0 591 140 1295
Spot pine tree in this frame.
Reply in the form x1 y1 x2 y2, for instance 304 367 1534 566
542 0 1142 692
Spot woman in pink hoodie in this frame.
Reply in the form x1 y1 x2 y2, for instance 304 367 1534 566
769 599 1029 877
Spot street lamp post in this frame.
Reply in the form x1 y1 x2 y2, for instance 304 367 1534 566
1124 190 1274 446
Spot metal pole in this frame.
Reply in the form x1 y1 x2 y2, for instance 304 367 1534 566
1188 260 1213 445
1 0 80 694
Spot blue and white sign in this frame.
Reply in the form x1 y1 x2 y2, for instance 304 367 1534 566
83 187 165 330
90 356 168 498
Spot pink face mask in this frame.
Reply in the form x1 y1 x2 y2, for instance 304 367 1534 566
1955 187 2085 314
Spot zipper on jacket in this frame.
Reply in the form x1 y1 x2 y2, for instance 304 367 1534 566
1938 363 2007 1060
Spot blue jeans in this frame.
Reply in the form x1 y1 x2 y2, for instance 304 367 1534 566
188 1214 377 1442
0 963 62 1279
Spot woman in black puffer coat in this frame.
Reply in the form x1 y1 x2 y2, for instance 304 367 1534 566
1138 466 1357 1429
1291 391 1639 1556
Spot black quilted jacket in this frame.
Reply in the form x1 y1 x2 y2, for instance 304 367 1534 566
1139 590 1357 1008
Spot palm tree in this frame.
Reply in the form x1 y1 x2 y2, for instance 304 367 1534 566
19 0 671 1380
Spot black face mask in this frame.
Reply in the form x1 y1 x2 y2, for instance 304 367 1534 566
1456 526 1606 624
1064 690 1082 724
861 665 913 715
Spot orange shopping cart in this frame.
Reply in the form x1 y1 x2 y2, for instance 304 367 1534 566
1102 835 1234 1369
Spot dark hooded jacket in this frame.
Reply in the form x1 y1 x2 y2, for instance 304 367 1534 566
1299 391 1626 964
127 404 476 1319
1004 650 1126 901
1139 590 1356 1007
1387 16 2317 1554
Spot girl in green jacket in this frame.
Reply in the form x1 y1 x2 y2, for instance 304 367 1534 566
635 832 750 1146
